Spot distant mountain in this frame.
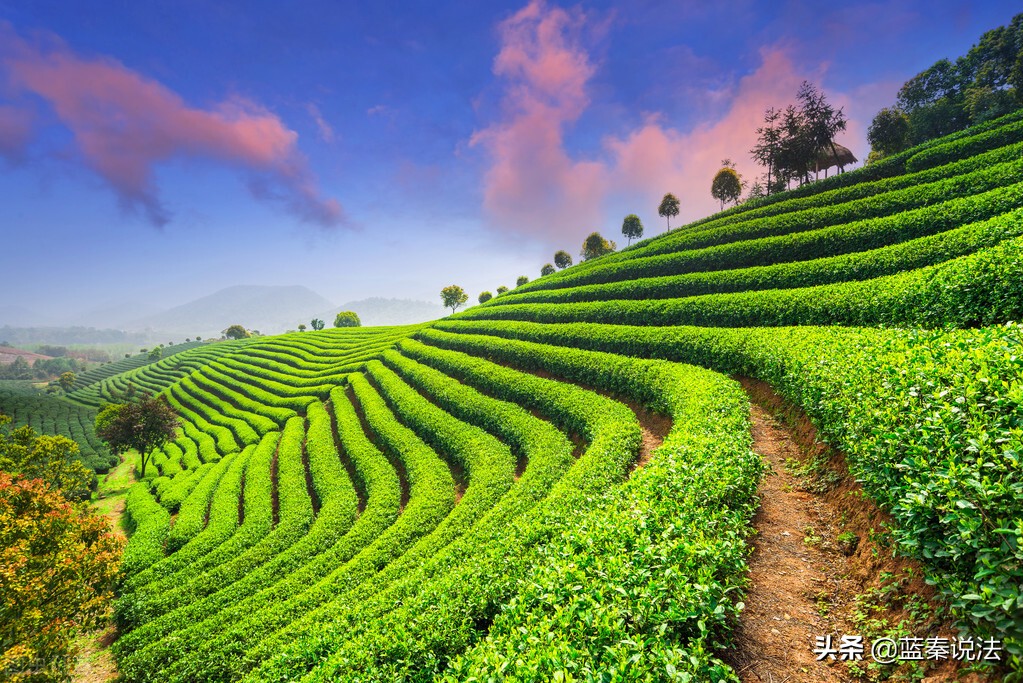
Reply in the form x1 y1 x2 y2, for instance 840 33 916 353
126 285 336 337
321 297 445 327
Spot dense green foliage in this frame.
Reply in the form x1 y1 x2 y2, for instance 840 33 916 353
891 12 1022 145
0 414 94 501
96 395 180 479
9 99 1020 682
439 285 468 313
334 311 362 328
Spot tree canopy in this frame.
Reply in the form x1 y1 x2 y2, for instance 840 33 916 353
223 325 250 340
95 395 179 479
310 318 325 331
496 285 509 295
711 163 743 209
750 81 848 192
553 250 573 269
58 371 76 392
516 275 529 287
440 285 468 313
0 470 122 682
867 107 911 158
621 214 643 245
657 193 680 230
540 263 555 276
0 414 93 501
887 13 1022 145
478 291 493 304
580 232 616 261
334 311 361 328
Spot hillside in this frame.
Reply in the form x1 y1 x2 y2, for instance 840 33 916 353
3 110 1022 681
0 345 52 365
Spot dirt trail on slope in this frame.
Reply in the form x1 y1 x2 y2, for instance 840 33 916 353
727 380 986 683
726 402 851 682
73 456 134 683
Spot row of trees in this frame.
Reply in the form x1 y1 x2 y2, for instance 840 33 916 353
749 81 849 195
296 312 361 332
462 192 681 312
0 354 84 381
868 12 1022 159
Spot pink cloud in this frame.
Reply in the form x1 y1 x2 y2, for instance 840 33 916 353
473 3 888 244
1 25 344 228
604 48 823 225
0 104 33 164
470 0 608 241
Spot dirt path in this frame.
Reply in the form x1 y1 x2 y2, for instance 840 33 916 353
727 380 987 683
73 456 135 683
726 403 852 682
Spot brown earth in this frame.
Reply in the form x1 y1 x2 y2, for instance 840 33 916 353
0 346 52 365
725 378 990 683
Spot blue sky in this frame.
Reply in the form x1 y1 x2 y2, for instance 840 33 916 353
1 0 1019 321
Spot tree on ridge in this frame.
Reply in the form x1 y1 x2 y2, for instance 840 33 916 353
658 193 680 230
440 285 468 313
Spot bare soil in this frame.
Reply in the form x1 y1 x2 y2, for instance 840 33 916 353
71 627 119 683
725 401 852 682
726 378 986 683
630 403 671 470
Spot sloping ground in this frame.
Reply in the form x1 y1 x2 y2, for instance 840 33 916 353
66 340 208 396
0 345 52 364
729 382 983 682
94 111 1023 681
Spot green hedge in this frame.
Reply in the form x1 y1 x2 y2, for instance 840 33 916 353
134 446 251 588
257 333 758 681
431 319 1023 658
115 418 311 632
906 118 1023 172
668 138 1023 247
246 336 642 682
121 483 171 579
499 181 1023 295
515 155 1023 293
490 208 1023 306
114 431 278 651
618 107 1023 251
165 451 237 553
458 236 1023 329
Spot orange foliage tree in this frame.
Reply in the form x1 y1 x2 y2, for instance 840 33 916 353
0 415 122 682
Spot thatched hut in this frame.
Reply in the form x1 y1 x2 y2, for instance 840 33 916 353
815 143 857 178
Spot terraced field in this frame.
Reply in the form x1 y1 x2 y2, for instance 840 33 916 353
11 110 1023 681
0 341 258 474
0 381 117 471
